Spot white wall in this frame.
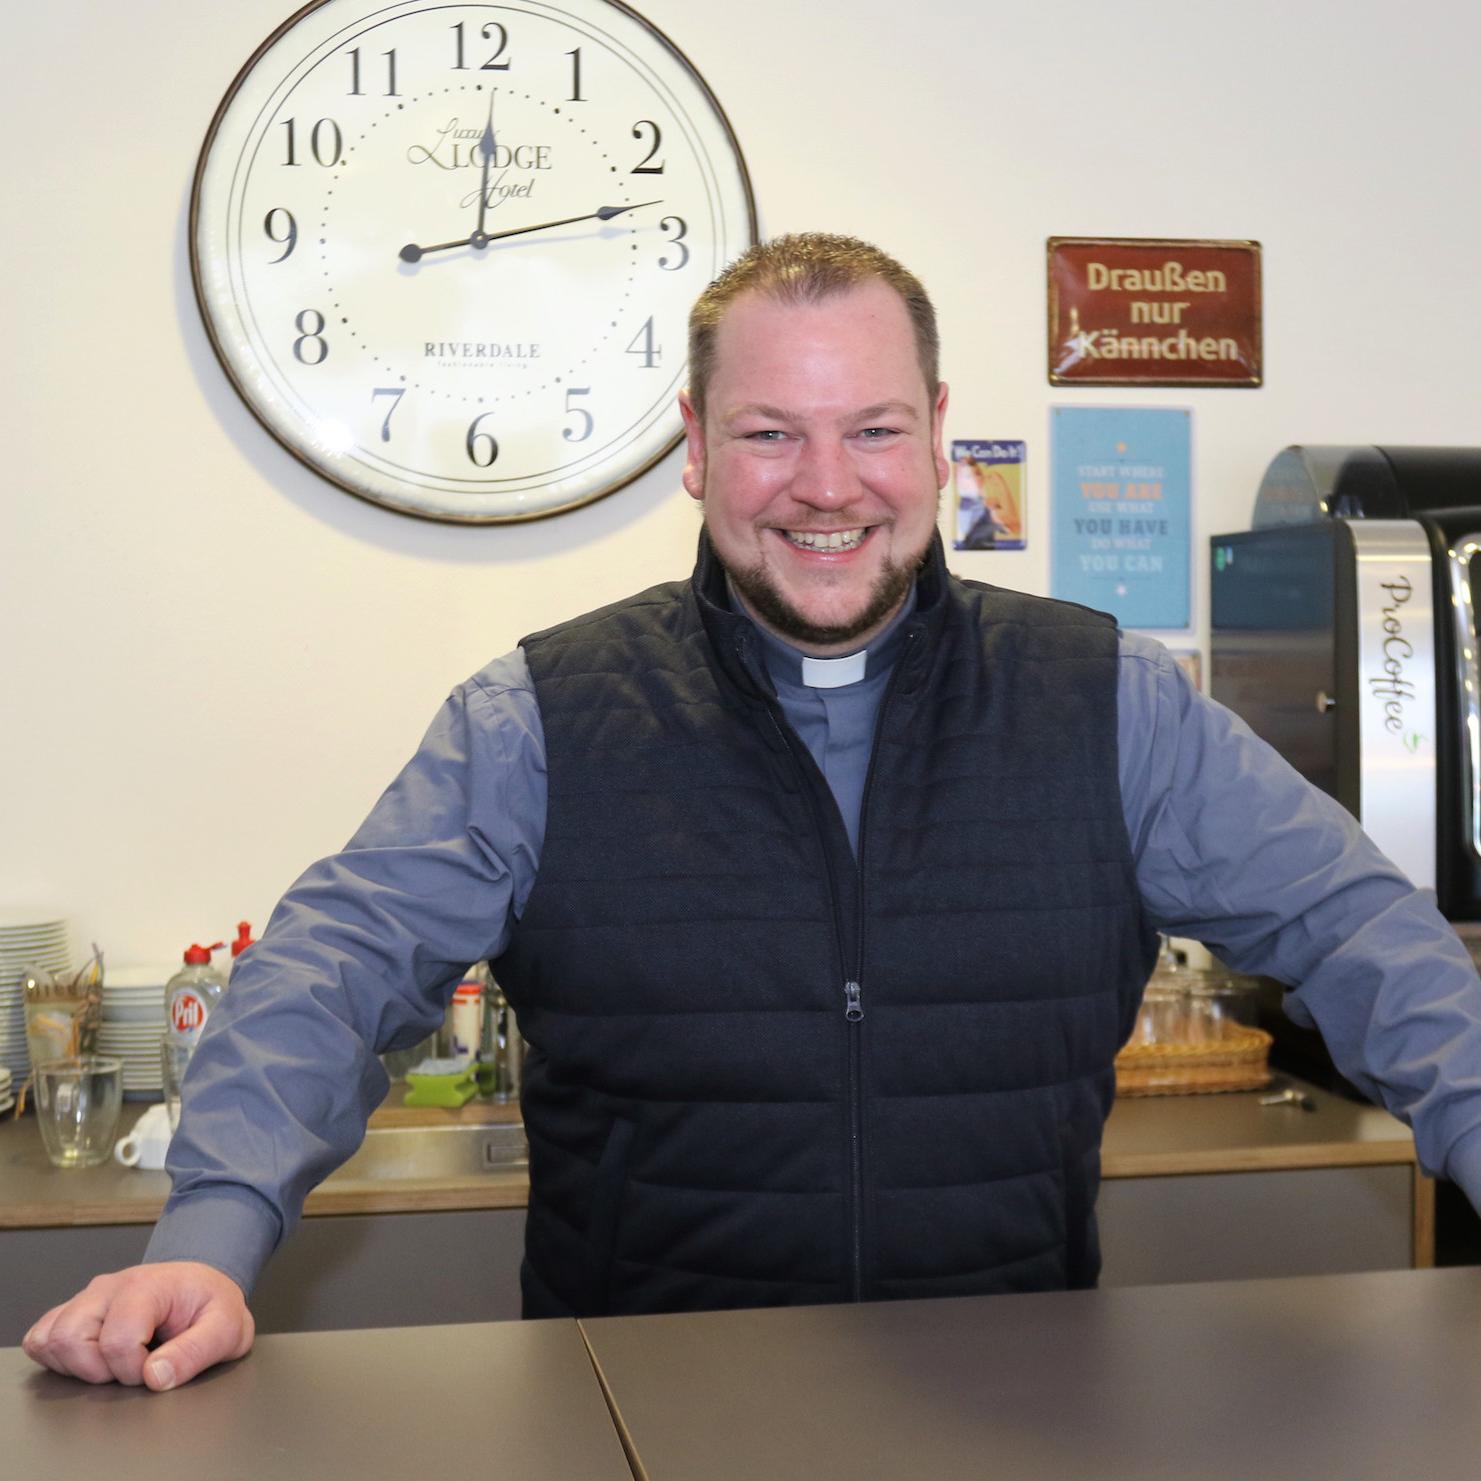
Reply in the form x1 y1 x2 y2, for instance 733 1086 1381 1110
5 0 1480 964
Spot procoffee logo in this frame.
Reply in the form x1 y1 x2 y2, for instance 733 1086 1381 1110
1368 574 1424 744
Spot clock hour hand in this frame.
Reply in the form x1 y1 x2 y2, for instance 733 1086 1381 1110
399 201 663 263
400 236 472 262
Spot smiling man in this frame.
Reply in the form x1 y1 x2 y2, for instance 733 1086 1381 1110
679 262 949 653
27 233 1481 1390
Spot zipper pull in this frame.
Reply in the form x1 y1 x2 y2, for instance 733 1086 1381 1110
844 981 864 1022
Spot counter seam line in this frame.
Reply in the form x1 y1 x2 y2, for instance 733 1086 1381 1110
577 1319 651 1481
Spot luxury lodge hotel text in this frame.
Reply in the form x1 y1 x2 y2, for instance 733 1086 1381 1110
1074 474 1167 574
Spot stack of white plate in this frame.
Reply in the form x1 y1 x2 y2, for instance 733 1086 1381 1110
100 965 171 1098
0 1065 13 1114
0 909 73 1081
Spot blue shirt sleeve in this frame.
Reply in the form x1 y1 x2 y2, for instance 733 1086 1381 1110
1118 631 1481 1202
143 651 547 1292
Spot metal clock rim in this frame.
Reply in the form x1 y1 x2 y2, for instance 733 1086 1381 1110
187 0 759 525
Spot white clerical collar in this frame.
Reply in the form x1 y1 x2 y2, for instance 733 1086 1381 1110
800 650 868 689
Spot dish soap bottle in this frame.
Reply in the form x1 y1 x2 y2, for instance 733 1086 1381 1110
229 921 256 975
164 941 228 1056
162 942 226 1127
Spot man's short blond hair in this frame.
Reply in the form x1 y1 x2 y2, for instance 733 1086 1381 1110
686 232 940 422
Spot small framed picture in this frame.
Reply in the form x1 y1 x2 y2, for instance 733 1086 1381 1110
952 440 1026 551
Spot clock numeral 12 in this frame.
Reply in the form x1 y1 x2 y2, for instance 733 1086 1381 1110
625 318 660 369
466 412 501 466
348 48 399 97
451 21 511 71
281 117 343 168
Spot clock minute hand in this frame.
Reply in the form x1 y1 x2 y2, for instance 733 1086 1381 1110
476 200 664 245
399 201 662 263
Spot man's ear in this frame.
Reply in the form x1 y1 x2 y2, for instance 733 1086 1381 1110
679 390 706 501
931 381 951 489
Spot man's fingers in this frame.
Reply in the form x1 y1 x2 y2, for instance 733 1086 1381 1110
20 1304 63 1365
95 1281 178 1386
22 1285 119 1384
22 1261 254 1390
143 1299 255 1392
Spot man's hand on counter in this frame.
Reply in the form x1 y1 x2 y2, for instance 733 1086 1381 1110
21 1261 254 1390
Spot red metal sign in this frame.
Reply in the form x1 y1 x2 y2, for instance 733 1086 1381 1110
1047 237 1262 387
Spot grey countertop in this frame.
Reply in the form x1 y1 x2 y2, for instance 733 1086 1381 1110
6 1267 1480 1479
4 1317 633 1480
579 1267 1481 1480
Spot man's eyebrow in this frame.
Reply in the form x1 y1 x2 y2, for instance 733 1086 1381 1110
722 402 800 424
854 401 921 423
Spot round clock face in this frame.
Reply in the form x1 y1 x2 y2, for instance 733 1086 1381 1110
192 0 756 522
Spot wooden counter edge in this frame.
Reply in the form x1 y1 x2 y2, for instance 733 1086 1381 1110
1101 1139 1418 1178
0 1174 533 1230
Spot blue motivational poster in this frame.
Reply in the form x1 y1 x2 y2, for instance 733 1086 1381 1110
1050 407 1191 629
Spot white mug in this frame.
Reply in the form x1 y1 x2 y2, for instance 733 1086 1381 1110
114 1103 174 1170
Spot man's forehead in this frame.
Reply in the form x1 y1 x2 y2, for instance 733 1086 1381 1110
701 280 930 416
711 279 910 335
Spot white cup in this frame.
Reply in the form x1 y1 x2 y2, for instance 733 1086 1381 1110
114 1102 175 1170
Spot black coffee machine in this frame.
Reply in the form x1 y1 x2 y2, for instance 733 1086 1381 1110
1212 444 1481 919
1211 447 1481 1104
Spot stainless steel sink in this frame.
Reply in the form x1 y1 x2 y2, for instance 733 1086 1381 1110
325 1122 528 1182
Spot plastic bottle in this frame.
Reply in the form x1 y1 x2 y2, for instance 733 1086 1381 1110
447 977 483 1062
164 943 227 1053
162 942 226 1128
229 921 256 975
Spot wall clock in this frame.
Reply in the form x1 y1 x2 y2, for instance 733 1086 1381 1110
191 0 756 522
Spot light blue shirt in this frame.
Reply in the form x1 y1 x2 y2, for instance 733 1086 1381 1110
146 618 1481 1296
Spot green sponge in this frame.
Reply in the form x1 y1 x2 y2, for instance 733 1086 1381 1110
403 1057 479 1108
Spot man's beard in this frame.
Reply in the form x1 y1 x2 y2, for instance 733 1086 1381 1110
720 538 926 650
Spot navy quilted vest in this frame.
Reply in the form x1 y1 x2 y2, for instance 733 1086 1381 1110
494 534 1156 1317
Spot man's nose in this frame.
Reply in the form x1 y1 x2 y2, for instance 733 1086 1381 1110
791 438 859 507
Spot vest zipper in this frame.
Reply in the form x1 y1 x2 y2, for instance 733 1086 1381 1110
760 626 916 1305
761 703 861 1297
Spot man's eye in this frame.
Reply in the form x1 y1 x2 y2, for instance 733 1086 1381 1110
746 429 786 442
857 427 898 440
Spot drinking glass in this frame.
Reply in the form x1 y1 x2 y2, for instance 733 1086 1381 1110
33 1056 123 1168
160 1036 191 1131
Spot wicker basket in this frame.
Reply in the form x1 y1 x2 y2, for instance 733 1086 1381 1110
1114 1025 1273 1097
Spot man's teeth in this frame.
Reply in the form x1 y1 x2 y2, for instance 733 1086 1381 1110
784 528 867 551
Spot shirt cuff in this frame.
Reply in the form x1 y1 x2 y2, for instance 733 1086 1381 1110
1442 1121 1481 1212
142 1185 283 1297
